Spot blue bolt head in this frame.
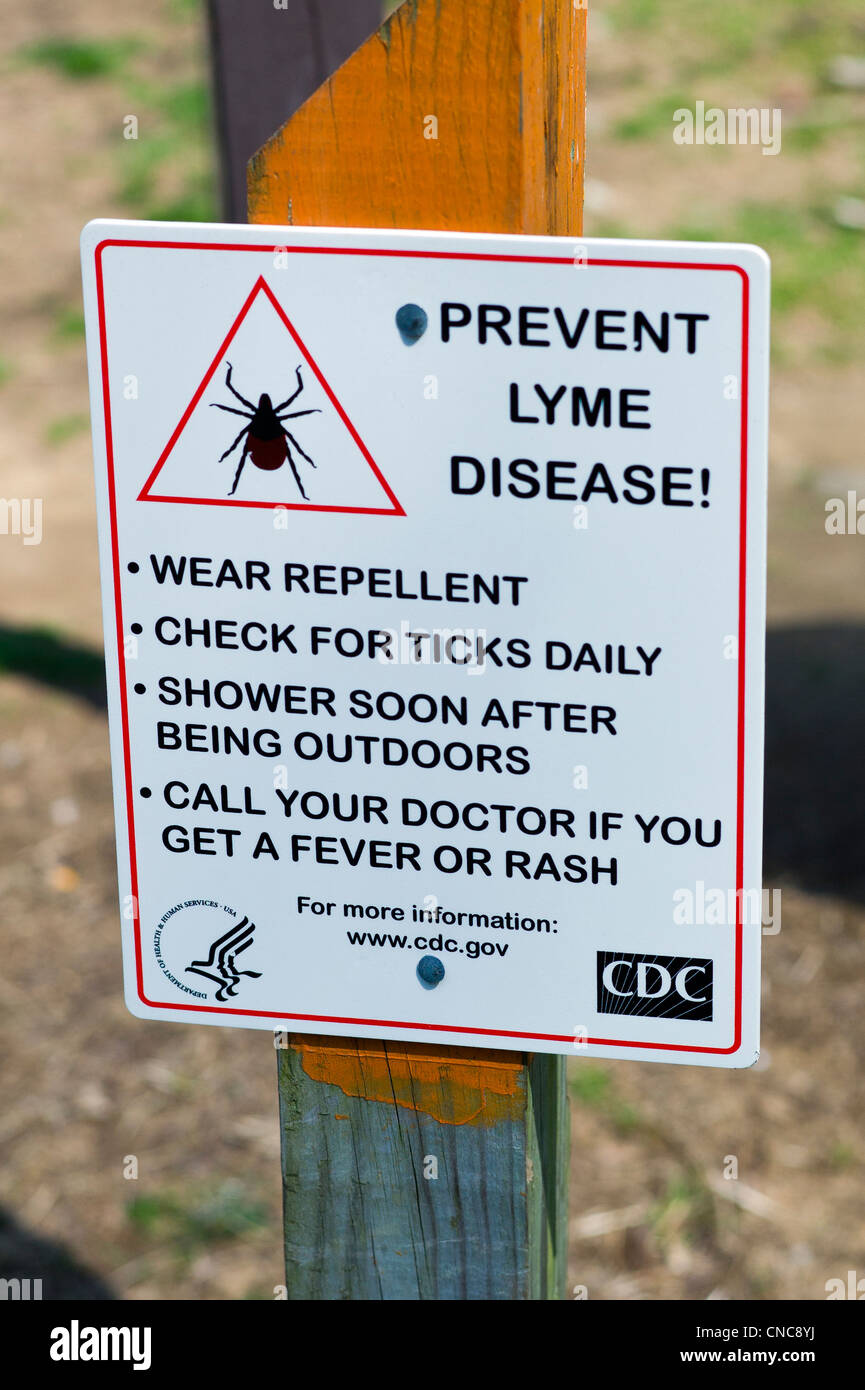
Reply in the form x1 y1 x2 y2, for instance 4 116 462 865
395 302 428 346
417 955 445 988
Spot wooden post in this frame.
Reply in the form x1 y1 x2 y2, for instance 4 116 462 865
206 0 382 221
248 0 586 1300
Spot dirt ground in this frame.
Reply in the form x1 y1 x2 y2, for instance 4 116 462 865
1 0 864 1300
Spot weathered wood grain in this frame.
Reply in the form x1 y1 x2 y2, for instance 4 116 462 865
251 0 586 1300
248 0 586 236
275 1039 570 1298
277 1039 532 1299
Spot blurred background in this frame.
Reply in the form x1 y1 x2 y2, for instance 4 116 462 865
0 0 863 1300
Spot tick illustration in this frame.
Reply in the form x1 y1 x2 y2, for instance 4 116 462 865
210 362 320 498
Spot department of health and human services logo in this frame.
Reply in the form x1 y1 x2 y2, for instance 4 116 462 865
153 899 261 1002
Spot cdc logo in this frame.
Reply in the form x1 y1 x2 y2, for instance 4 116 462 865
597 951 714 1021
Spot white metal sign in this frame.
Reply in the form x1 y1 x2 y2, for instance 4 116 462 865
81 221 768 1066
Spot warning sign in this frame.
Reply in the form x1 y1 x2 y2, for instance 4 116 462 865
139 276 403 514
81 220 769 1066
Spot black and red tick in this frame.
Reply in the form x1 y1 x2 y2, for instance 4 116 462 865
210 361 320 499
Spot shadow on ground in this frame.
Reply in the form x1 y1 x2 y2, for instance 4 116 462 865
764 623 865 903
0 1207 114 1300
0 625 106 708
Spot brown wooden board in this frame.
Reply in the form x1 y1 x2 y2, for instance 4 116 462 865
206 0 382 221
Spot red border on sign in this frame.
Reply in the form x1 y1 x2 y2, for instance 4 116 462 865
94 237 751 1056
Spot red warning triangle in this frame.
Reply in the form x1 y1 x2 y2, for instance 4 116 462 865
138 276 404 515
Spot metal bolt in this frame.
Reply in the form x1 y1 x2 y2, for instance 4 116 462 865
417 954 445 988
395 302 428 346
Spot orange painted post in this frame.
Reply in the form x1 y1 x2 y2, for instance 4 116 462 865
249 0 585 236
249 0 586 1299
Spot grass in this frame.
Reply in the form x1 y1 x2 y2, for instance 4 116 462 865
648 1172 717 1248
19 37 143 81
143 186 217 223
120 158 216 223
157 79 211 134
54 308 86 342
116 78 217 222
829 1141 857 1169
785 103 859 153
610 0 865 71
569 1062 641 1134
613 93 692 143
127 1182 270 1252
597 0 865 362
19 23 217 228
44 414 90 447
570 1062 719 1254
0 358 13 388
663 201 865 359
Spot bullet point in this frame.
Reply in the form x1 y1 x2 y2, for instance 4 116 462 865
134 683 146 694
130 623 143 635
127 562 140 574
139 787 152 798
